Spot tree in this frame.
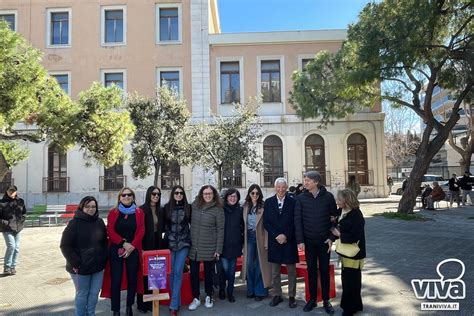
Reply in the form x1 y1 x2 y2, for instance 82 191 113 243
290 0 473 213
187 101 264 191
0 23 134 179
128 86 190 186
386 132 421 171
448 101 474 172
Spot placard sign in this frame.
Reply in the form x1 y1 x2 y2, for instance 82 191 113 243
148 256 167 290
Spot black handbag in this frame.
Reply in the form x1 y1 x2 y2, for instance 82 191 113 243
212 258 225 289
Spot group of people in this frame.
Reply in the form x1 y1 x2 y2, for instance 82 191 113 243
1 171 366 316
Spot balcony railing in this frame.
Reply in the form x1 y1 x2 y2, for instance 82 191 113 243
160 174 184 190
100 176 127 191
261 171 288 188
43 177 69 192
0 178 14 193
302 168 331 187
223 173 246 188
345 170 374 186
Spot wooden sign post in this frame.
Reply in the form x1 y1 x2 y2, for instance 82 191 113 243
143 250 171 316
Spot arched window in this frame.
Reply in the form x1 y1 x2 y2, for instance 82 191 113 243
347 133 369 185
161 160 182 189
263 135 284 187
305 134 327 185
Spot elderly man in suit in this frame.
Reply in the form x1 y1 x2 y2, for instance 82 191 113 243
263 177 299 309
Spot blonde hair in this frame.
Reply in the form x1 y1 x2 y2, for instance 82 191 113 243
337 189 360 209
115 187 136 208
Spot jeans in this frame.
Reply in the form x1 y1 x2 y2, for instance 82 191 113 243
221 257 237 296
2 232 20 269
70 270 104 316
461 189 473 205
246 231 267 297
170 247 189 310
109 245 140 312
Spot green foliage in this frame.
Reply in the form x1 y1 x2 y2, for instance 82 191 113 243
128 86 190 183
373 211 428 221
0 23 133 176
0 141 29 168
186 100 264 190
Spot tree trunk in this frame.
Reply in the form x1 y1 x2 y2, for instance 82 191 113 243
217 166 223 192
459 153 472 174
398 125 450 214
0 153 8 182
153 162 160 187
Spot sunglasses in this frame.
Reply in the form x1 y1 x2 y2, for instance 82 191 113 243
121 193 133 198
151 192 161 197
174 191 184 196
250 191 260 196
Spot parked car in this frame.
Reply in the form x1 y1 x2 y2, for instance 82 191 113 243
391 175 445 195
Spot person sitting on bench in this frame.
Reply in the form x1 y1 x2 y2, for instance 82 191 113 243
420 184 433 209
425 182 446 210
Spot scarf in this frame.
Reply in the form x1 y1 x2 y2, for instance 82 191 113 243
118 203 137 215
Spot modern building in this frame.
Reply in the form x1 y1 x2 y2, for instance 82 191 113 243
0 0 387 207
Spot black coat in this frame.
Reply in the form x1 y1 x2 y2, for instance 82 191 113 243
449 177 461 191
140 203 166 251
294 186 338 243
164 203 192 251
60 209 108 275
222 203 244 259
460 175 472 191
336 208 366 260
0 194 27 233
263 194 299 264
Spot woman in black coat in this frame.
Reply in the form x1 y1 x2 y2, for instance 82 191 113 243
331 189 366 316
0 185 27 276
60 196 107 315
220 188 244 302
137 185 165 313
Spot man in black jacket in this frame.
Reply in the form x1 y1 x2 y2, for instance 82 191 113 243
295 171 337 314
460 171 473 206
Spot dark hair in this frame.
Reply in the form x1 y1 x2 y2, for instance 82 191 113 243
144 186 161 209
289 186 296 193
245 184 264 208
6 185 17 193
197 185 222 208
223 188 241 206
77 196 99 214
164 185 191 221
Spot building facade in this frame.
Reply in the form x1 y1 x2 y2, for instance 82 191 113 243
0 0 387 207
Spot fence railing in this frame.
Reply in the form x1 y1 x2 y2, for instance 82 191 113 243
42 177 69 192
100 176 127 191
344 170 374 186
302 168 331 187
261 171 288 188
223 173 246 188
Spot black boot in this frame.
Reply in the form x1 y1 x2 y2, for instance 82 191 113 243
126 306 133 316
113 312 120 316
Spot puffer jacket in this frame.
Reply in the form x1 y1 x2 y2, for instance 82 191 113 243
0 194 27 233
165 203 192 251
188 200 225 261
60 209 108 275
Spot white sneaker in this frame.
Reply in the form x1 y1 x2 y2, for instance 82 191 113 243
188 298 201 310
205 295 214 308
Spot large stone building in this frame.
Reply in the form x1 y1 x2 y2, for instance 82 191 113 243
0 0 387 207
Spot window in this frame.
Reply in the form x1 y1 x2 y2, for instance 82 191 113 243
261 60 281 103
157 68 182 96
46 9 71 47
0 12 16 31
46 146 68 192
347 133 369 185
102 70 126 90
302 58 312 70
101 6 126 45
220 62 240 104
156 4 182 43
223 163 244 188
101 164 124 191
263 135 284 187
51 73 70 95
161 161 181 189
160 71 180 94
305 134 327 185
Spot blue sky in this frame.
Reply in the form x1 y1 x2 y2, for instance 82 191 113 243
217 0 372 33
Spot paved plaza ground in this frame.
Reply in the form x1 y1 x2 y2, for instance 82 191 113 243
1 196 473 315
